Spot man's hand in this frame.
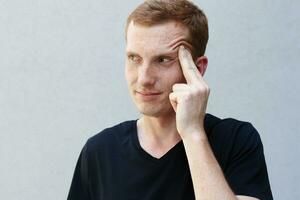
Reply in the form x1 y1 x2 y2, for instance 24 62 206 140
169 46 261 200
169 45 210 139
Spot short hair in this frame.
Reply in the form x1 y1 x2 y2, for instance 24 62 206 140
125 0 209 57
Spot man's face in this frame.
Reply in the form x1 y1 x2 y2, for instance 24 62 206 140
125 21 192 117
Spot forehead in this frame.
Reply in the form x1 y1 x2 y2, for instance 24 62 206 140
126 21 190 53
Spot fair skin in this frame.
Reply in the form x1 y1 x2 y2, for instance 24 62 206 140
125 21 259 200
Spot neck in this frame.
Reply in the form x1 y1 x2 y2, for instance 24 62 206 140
137 112 182 146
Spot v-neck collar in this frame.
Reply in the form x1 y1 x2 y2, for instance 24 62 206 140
131 119 184 164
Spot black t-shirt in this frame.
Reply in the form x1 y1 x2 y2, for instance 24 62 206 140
67 113 273 200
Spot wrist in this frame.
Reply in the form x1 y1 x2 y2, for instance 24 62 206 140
181 127 208 143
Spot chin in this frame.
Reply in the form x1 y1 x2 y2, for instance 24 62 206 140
139 110 161 118
136 103 173 118
137 105 160 117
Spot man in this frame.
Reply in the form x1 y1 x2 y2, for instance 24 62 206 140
67 0 273 200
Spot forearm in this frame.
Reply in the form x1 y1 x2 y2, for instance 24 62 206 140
182 129 237 200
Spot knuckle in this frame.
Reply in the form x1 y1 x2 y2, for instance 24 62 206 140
185 93 193 100
172 85 176 91
194 89 202 96
195 85 210 96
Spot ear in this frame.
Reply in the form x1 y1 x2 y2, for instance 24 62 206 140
195 56 208 76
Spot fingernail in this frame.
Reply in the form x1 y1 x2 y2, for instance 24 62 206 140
180 45 186 52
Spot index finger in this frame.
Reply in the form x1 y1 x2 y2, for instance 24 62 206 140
178 45 203 84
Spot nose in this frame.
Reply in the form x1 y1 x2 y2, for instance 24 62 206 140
137 63 156 87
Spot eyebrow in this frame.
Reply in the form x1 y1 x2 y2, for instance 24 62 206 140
126 50 178 59
126 51 139 56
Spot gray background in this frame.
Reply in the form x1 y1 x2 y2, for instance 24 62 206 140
0 0 299 199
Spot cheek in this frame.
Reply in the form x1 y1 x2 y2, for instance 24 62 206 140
162 65 186 88
125 65 137 84
169 63 186 83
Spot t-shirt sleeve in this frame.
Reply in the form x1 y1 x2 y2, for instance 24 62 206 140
67 143 90 200
224 123 273 200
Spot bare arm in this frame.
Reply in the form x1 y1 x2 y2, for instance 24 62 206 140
182 130 259 200
170 46 260 200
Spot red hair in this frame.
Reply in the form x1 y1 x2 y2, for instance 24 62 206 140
125 0 209 57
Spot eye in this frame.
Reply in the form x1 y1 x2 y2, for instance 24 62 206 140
158 57 173 63
128 55 141 63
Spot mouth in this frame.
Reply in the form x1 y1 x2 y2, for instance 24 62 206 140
135 91 162 101
136 91 162 96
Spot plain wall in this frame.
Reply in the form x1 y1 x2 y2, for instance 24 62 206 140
0 0 299 199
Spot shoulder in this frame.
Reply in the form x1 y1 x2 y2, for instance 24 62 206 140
205 113 261 143
205 113 263 159
84 120 136 154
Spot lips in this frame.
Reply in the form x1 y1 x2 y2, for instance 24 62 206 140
136 91 162 95
135 90 162 101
